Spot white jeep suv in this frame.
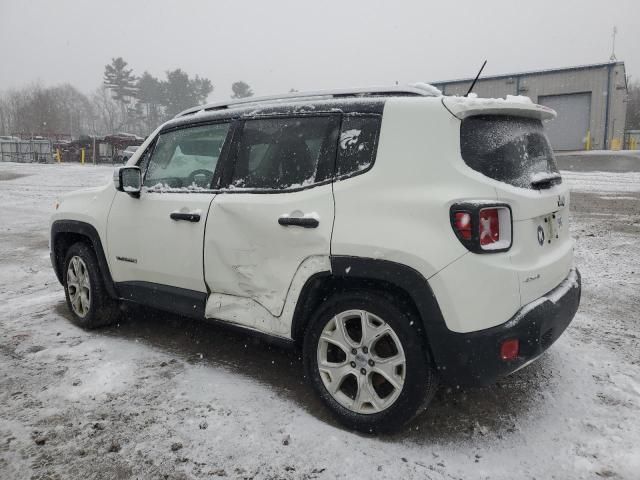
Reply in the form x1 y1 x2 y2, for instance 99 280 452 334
50 86 581 433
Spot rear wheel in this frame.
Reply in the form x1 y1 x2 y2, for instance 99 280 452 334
303 290 437 433
63 242 119 328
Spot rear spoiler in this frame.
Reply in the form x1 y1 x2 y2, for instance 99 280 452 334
442 95 556 121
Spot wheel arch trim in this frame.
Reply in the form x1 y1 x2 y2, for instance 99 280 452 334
292 255 451 368
50 220 119 299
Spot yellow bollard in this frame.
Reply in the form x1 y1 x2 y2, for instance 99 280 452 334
81 148 85 164
611 138 621 151
585 130 591 151
56 148 62 163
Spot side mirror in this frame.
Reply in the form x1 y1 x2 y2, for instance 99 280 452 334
114 166 142 197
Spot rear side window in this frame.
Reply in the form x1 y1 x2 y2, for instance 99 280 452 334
230 116 339 190
460 115 561 189
336 115 381 178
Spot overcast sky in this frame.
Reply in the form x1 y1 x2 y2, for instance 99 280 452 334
1 0 638 103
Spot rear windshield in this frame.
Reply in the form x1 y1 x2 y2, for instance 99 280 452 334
460 115 561 189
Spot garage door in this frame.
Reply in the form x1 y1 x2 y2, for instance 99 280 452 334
538 93 591 151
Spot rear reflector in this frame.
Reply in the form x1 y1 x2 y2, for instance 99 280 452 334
479 208 500 246
500 339 520 361
479 206 511 251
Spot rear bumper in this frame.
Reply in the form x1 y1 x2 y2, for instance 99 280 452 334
434 268 581 386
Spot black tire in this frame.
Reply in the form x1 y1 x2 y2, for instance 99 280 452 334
303 290 438 434
63 242 119 328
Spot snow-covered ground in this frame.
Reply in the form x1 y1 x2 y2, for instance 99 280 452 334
1 162 639 479
560 170 640 194
556 150 640 158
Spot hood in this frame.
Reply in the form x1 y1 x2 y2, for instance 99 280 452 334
60 183 111 201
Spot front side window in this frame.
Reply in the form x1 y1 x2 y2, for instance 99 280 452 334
143 122 230 190
229 116 339 190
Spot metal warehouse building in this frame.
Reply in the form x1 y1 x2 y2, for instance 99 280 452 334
432 61 628 151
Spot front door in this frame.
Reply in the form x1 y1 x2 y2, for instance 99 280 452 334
204 115 340 323
107 121 231 296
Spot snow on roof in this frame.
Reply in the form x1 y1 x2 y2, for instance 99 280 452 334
176 85 442 118
443 94 556 121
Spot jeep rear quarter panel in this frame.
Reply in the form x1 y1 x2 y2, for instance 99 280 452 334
331 97 523 334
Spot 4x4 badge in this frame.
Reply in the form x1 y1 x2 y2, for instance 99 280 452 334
537 226 545 246
558 195 566 207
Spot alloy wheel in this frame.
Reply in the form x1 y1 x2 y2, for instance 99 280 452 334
317 309 406 414
66 256 91 318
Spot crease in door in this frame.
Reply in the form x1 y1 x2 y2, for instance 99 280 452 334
201 195 217 294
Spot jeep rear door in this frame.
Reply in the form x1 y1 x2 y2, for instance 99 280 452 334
106 122 231 304
203 115 339 329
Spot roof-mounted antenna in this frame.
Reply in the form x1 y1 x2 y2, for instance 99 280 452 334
465 60 487 97
609 26 618 61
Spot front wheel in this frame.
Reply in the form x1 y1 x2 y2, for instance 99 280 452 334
303 290 437 433
63 242 119 328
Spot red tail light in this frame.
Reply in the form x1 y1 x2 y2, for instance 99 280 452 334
453 212 472 240
450 203 512 253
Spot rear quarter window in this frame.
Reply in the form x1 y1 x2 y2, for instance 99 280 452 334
336 115 381 179
460 115 561 189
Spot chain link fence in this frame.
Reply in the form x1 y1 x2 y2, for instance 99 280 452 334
0 138 53 163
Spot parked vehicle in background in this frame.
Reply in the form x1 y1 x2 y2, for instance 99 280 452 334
116 145 140 164
49 86 581 433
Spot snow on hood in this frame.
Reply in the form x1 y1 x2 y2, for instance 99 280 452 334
443 94 556 121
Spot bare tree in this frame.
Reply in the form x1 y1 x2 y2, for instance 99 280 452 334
0 95 8 136
91 86 122 135
0 83 93 138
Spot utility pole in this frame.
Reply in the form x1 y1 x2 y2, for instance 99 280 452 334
609 26 618 62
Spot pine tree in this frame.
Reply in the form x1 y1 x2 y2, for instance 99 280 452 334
161 69 213 117
137 72 164 132
231 81 254 99
103 57 138 130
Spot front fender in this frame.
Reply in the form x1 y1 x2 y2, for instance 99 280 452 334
50 220 118 299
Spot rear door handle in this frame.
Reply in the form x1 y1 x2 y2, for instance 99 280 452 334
278 215 319 228
170 212 201 222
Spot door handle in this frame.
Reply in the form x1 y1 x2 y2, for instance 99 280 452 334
278 215 319 228
170 212 201 222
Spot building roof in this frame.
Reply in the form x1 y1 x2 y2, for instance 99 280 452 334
431 61 626 85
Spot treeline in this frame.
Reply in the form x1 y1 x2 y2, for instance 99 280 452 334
627 81 640 130
0 57 255 138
